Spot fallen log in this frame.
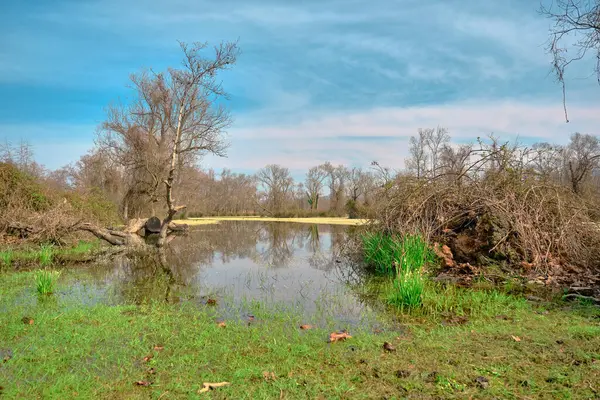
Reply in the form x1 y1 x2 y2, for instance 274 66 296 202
77 223 144 246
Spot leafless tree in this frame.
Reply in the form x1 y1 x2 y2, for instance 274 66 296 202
97 41 239 247
439 144 472 183
425 126 450 175
305 166 327 210
346 167 369 202
540 0 600 122
257 164 294 213
531 142 563 181
405 129 429 178
563 132 600 194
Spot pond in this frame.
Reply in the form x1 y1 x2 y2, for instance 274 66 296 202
22 221 387 328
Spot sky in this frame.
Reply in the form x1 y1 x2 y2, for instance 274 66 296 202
1 0 599 179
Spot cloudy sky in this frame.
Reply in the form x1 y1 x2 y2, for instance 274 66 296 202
1 0 599 177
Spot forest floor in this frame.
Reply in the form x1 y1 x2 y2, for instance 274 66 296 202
1 270 599 399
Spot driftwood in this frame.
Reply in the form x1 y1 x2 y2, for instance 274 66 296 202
77 217 188 247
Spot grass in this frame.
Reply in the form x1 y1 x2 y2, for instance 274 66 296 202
38 244 54 266
0 240 100 268
0 270 598 399
0 248 13 267
179 216 368 226
361 232 433 275
388 269 425 309
34 269 61 295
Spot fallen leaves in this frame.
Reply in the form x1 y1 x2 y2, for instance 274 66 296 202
21 317 34 325
474 375 490 389
143 354 153 362
134 380 152 387
382 342 396 352
263 371 277 382
153 345 164 351
299 324 313 330
206 298 217 305
198 382 230 394
511 335 522 342
328 331 352 343
217 321 227 328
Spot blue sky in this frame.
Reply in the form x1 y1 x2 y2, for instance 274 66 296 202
1 0 599 177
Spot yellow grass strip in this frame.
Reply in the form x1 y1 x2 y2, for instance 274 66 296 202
176 216 368 226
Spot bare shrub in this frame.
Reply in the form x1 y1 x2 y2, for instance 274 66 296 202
372 142 600 273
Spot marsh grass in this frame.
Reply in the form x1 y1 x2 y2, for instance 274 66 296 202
388 269 425 309
1 268 599 399
0 248 13 267
38 244 55 266
34 269 61 295
362 232 434 275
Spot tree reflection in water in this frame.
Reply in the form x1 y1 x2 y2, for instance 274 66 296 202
78 222 370 315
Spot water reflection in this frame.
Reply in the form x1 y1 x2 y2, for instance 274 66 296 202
64 221 372 323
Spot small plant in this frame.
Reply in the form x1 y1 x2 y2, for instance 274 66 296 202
38 244 55 266
0 249 13 267
388 269 425 309
34 269 61 295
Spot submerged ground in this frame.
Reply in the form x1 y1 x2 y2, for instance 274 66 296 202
1 221 599 399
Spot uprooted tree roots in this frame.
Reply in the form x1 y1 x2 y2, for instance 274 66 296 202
373 174 600 284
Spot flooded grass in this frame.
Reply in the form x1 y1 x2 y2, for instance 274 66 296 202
1 269 599 399
1 222 599 398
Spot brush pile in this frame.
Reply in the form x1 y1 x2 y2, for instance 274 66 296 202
372 172 600 285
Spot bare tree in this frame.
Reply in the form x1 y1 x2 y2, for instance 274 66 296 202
257 164 294 213
320 162 348 212
540 0 600 122
531 142 563 181
305 166 327 210
405 129 429 178
563 132 600 194
98 41 239 247
439 144 472 183
346 167 369 202
425 126 450 175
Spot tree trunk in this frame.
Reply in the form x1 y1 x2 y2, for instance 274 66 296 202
157 102 187 248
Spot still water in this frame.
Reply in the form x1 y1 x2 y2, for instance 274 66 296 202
54 221 381 326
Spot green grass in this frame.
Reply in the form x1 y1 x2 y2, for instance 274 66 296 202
0 240 100 268
34 269 61 295
388 269 425 309
38 244 55 266
0 271 598 399
0 248 13 267
361 232 434 276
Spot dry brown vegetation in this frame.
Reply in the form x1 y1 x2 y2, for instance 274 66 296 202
0 161 121 245
371 133 600 285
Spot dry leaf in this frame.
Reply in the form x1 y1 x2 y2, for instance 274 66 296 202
134 381 152 387
207 298 217 305
263 371 277 381
217 321 227 328
383 342 396 352
299 324 313 330
247 315 255 322
143 355 153 362
21 317 34 325
329 331 352 343
198 382 230 394
511 335 522 342
153 346 164 351
147 367 156 375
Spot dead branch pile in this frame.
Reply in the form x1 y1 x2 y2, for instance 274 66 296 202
0 162 121 244
373 172 600 275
